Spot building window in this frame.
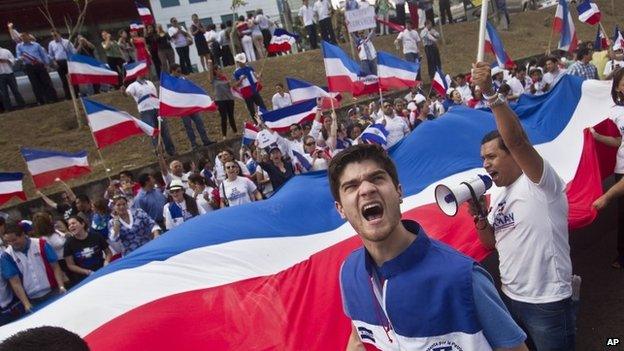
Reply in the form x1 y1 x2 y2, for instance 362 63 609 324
189 0 206 2
221 14 236 24
246 10 256 18
160 0 180 8
200 17 213 27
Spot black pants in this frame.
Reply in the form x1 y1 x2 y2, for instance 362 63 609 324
176 46 192 74
106 57 125 87
439 0 453 24
244 93 266 119
150 49 161 77
319 17 337 44
424 44 441 80
616 174 624 263
24 64 57 105
425 9 435 24
216 100 237 136
306 24 319 49
55 59 79 99
261 28 274 56
0 73 25 111
396 2 406 25
221 45 234 66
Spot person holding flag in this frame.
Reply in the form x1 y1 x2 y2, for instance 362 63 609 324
233 53 266 119
208 59 237 139
122 70 176 156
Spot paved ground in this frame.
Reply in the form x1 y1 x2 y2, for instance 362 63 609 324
481 178 624 350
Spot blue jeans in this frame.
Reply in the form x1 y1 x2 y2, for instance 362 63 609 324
360 59 377 76
182 113 212 147
140 109 176 156
506 296 576 351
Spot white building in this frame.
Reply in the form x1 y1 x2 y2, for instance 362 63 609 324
149 0 302 71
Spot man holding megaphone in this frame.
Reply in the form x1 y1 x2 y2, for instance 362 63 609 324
469 62 576 350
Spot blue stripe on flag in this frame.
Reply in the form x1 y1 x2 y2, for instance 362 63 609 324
20 147 88 161
160 72 207 95
376 51 420 73
0 172 24 182
321 41 361 74
82 97 118 114
260 99 317 123
69 54 112 70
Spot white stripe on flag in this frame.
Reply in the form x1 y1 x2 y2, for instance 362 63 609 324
87 110 134 132
0 180 22 194
26 155 89 175
323 58 359 80
68 61 118 77
160 87 214 108
378 65 417 81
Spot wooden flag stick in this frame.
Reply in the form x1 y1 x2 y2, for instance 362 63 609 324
67 73 82 128
79 97 111 181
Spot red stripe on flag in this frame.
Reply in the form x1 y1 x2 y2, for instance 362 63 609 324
0 191 27 206
32 166 91 189
159 103 217 117
70 74 119 86
379 77 419 90
327 76 355 93
92 120 146 149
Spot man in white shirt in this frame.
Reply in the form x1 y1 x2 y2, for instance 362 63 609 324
542 56 566 92
123 73 176 156
420 20 441 80
254 9 272 53
376 101 409 147
394 21 421 64
0 46 25 112
471 62 575 350
314 0 336 44
47 30 76 100
298 0 319 49
271 83 293 110
454 73 473 102
356 30 377 76
168 17 192 75
507 67 531 101
603 48 624 80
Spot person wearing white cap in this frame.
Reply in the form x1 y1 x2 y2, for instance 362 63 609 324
163 179 205 230
233 53 267 119
491 66 506 92
528 67 547 96
376 100 409 147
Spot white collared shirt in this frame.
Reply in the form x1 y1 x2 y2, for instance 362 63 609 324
272 92 293 110
299 5 316 26
48 38 75 61
125 79 159 112
314 0 331 20
0 48 15 74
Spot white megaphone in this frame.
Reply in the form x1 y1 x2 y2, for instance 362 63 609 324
435 175 493 217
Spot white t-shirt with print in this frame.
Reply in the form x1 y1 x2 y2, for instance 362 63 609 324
197 187 215 213
611 105 624 174
220 176 257 206
396 29 420 54
487 160 572 304
376 114 409 147
603 60 624 77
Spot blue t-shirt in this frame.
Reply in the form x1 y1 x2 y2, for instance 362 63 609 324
0 241 58 280
132 188 167 222
369 263 525 349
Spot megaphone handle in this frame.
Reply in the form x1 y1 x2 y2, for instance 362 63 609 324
460 181 486 218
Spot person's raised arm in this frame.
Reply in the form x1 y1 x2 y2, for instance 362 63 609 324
36 190 59 209
472 62 544 183
57 179 76 202
345 323 365 351
327 110 338 150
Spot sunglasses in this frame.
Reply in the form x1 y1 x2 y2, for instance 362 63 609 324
305 142 316 146
226 165 239 169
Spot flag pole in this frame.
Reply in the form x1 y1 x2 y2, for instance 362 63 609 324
599 22 609 43
477 0 490 62
79 97 111 181
67 73 83 128
378 84 383 105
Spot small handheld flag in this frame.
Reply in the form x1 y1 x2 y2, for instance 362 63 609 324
21 148 90 189
159 72 217 116
576 0 601 26
0 173 26 206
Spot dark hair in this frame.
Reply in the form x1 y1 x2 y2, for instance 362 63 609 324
188 173 206 186
0 216 5 226
481 130 509 153
182 161 194 173
455 73 466 79
498 83 511 95
220 23 226 30
32 212 54 237
275 83 284 88
68 215 88 232
119 170 133 180
76 194 90 203
170 63 181 73
576 47 591 61
138 173 151 187
226 20 233 27
0 326 90 351
328 144 399 202
93 198 110 214
611 68 624 105
544 55 559 65
3 222 24 236
238 15 245 21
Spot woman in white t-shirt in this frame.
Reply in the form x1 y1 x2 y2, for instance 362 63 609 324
219 161 263 207
590 69 624 268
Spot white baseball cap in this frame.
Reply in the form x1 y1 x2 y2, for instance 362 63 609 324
234 53 247 64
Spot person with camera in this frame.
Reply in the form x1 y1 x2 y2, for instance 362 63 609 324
469 62 576 350
168 17 193 75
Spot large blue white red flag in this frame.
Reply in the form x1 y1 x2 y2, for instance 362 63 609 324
267 28 299 53
553 0 578 53
432 68 451 97
83 98 158 149
376 51 420 89
322 40 361 93
576 0 601 26
485 22 514 69
286 77 341 108
258 99 318 133
242 122 259 146
594 26 608 50
123 60 149 83
0 173 26 206
1 77 617 351
68 54 119 85
159 72 217 117
20 148 90 189
134 1 154 26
